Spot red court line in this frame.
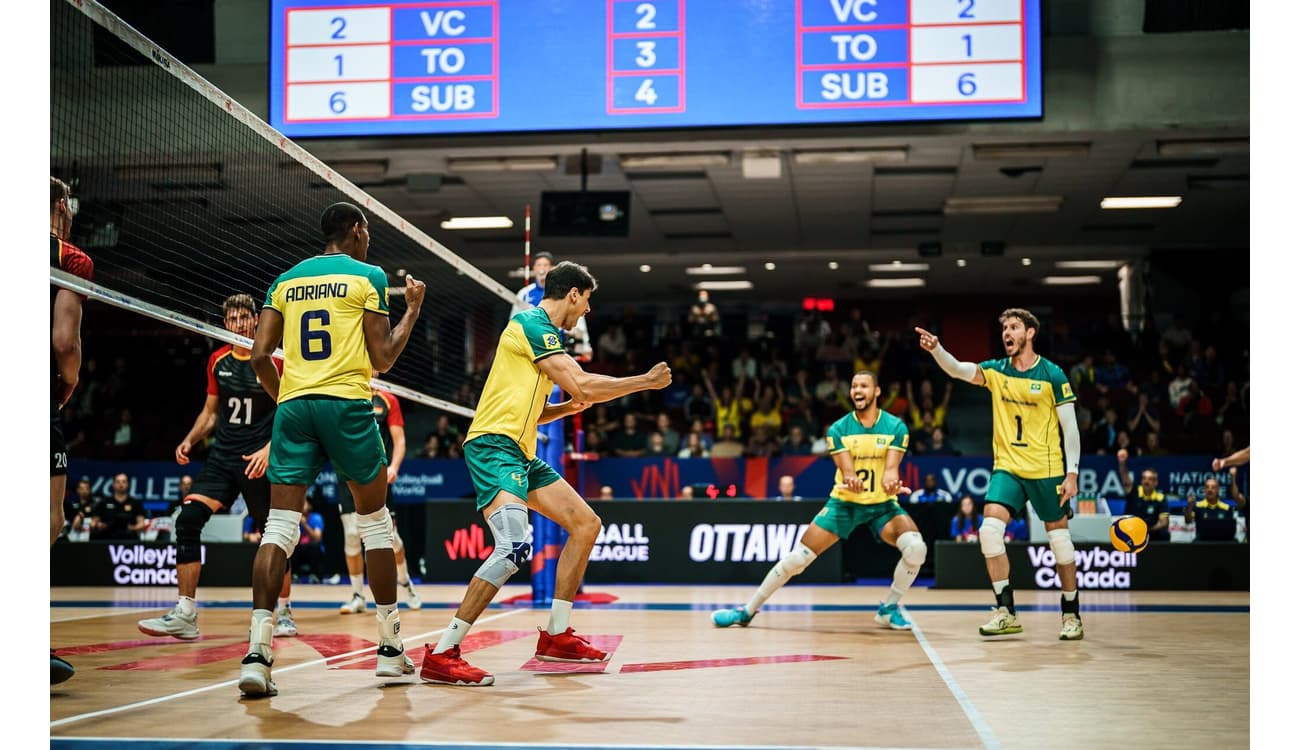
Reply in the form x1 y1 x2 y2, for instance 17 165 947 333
620 654 846 673
56 635 231 656
519 634 623 673
337 628 537 669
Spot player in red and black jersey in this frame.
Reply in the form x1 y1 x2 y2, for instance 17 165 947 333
137 294 300 641
337 387 423 613
51 176 92 685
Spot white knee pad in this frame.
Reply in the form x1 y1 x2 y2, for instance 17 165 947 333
340 512 362 557
978 517 1007 558
474 504 531 588
388 513 405 552
260 509 301 558
896 531 927 567
778 542 817 577
1047 528 1076 567
357 507 394 552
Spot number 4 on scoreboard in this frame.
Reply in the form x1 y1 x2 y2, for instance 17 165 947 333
635 78 658 105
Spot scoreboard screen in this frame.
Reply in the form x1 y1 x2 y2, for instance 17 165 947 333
269 0 1042 137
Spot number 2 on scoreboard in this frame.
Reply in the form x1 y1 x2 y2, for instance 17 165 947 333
957 0 976 19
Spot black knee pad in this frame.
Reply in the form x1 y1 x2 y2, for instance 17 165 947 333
175 501 214 564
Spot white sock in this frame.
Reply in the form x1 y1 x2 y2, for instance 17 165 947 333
435 616 472 654
276 596 291 612
992 579 1010 595
746 560 795 615
1063 589 1078 601
887 558 921 606
250 609 273 657
547 599 573 635
350 571 365 598
177 596 196 616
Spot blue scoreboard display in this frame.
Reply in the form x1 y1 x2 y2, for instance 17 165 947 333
269 0 1042 137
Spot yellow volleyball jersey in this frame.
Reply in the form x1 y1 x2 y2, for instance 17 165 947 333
264 253 388 403
826 409 910 505
979 355 1075 479
465 307 566 459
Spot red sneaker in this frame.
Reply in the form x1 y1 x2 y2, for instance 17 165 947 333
419 644 494 686
535 627 610 663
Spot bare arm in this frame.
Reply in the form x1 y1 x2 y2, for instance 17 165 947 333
831 450 863 493
175 395 220 465
1228 468 1246 507
539 399 592 425
387 424 406 477
536 354 671 404
1116 449 1134 494
51 289 84 406
1213 447 1251 471
250 309 284 402
882 448 911 496
915 328 984 386
363 274 427 373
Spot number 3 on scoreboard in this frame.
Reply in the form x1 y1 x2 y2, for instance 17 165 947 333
301 309 332 360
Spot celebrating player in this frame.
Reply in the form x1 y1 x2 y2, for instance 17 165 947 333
238 202 426 696
137 294 299 641
1212 446 1250 472
916 310 1084 640
421 261 671 687
712 370 926 631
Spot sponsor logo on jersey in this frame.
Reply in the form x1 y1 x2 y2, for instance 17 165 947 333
1062 383 1073 398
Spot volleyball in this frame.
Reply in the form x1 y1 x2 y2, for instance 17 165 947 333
1110 516 1150 554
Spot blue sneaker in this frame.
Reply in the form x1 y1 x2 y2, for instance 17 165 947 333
874 602 912 630
711 606 754 628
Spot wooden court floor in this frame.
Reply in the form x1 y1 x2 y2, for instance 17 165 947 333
51 583 1248 750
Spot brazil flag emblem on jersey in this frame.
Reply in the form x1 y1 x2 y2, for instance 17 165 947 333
543 333 561 349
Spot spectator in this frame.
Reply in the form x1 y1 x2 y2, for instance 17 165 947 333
292 499 326 583
794 310 831 356
89 473 148 541
1125 392 1161 443
1217 381 1248 436
1117 448 1170 542
1219 429 1238 462
879 382 909 419
782 425 813 456
1176 380 1214 432
1143 432 1168 457
1004 516 1029 541
654 413 682 455
677 431 710 459
911 473 953 505
1114 430 1133 457
910 411 937 454
432 413 460 447
810 425 831 455
814 332 853 364
611 413 648 458
784 368 814 408
683 383 715 425
645 432 672 458
731 348 758 381
928 427 960 456
1195 344 1226 389
711 424 745 459
598 486 615 501
1094 350 1131 394
788 402 821 444
685 418 714 450
679 485 695 500
704 372 747 439
1183 476 1239 542
1161 314 1194 354
907 380 952 431
1078 408 1106 455
744 426 781 458
748 386 783 434
775 475 802 501
107 408 134 458
687 290 721 339
1138 368 1167 406
419 434 442 459
597 322 628 363
62 478 96 540
584 429 607 458
814 366 849 412
1167 364 1194 408
1098 408 1121 453
951 495 981 542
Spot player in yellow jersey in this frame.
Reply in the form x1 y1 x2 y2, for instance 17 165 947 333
916 308 1084 641
238 202 427 696
421 261 671 687
711 370 927 631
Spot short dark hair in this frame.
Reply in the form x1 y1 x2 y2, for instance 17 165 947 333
51 176 70 207
321 202 367 244
543 260 598 299
532 250 554 267
999 307 1040 334
222 293 257 317
852 369 878 385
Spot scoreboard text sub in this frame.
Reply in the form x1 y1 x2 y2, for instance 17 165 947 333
608 0 686 114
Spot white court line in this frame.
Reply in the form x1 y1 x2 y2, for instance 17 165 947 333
902 605 1003 750
52 608 157 623
53 737 971 750
51 608 528 729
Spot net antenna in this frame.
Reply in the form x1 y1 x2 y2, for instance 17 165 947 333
52 0 520 420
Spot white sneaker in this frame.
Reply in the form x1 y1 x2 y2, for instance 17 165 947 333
138 605 200 640
978 606 1024 636
238 651 277 697
1060 613 1084 641
274 607 298 638
402 582 423 610
339 593 366 614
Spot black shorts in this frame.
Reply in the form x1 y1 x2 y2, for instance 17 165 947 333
189 458 272 530
51 400 67 477
337 480 395 518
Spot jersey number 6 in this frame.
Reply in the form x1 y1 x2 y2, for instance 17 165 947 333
302 309 332 361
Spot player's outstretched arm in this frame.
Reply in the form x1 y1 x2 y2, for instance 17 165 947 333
176 394 220 465
537 354 671 404
914 327 983 386
251 309 284 401
363 274 426 372
1213 446 1251 471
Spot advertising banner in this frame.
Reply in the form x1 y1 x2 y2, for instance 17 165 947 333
51 542 257 586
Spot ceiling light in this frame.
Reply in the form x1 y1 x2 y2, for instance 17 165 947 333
1021 257 1032 266
972 142 1090 160
792 147 908 165
1157 138 1248 156
866 278 925 288
764 262 776 271
943 196 1063 215
639 264 652 273
956 259 968 267
447 156 558 172
440 216 514 230
1043 275 1103 286
1100 196 1183 209
619 152 730 169
685 265 747 275
827 261 840 270
1055 260 1125 270
694 280 754 291
869 262 930 272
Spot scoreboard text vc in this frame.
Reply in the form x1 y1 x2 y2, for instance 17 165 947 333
269 0 1042 136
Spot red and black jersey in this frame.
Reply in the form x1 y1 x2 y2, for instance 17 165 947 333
206 345 281 463
51 234 94 397
371 389 404 457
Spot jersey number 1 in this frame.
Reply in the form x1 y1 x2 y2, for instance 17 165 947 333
302 309 332 361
